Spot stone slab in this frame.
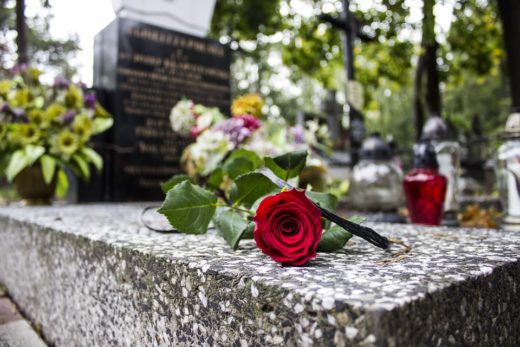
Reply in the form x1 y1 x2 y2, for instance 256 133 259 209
0 293 46 347
0 320 46 347
0 299 21 325
0 204 519 346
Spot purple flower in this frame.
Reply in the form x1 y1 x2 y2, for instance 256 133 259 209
0 103 10 113
84 93 97 108
54 76 70 89
10 63 28 75
76 81 87 89
62 111 76 125
290 125 305 144
12 108 27 119
215 114 262 145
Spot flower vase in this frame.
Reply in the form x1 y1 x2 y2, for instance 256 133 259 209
14 165 56 205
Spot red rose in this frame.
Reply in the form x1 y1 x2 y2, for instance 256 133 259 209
254 189 323 266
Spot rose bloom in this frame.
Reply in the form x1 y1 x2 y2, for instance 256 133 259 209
254 189 322 266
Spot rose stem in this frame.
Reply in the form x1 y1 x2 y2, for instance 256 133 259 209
318 207 390 250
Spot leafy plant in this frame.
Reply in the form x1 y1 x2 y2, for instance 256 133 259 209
0 66 113 195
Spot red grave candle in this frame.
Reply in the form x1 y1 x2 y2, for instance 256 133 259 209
403 142 447 225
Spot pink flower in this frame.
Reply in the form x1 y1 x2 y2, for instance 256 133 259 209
215 114 262 145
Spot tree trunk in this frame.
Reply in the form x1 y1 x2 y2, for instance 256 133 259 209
15 0 28 65
413 55 425 141
413 0 441 140
497 0 520 110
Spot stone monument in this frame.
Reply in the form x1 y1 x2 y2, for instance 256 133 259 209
78 7 230 201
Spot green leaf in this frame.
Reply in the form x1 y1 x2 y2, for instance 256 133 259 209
230 172 278 208
81 147 103 172
40 155 57 185
317 225 353 252
6 150 28 182
347 215 367 225
161 174 190 193
306 191 338 211
242 221 256 239
227 149 263 168
213 209 249 250
92 118 113 134
5 145 45 181
206 168 224 190
25 145 45 166
72 154 90 180
55 169 69 198
223 156 256 179
265 150 307 180
158 181 218 234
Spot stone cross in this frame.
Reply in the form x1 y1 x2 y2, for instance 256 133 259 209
319 0 372 164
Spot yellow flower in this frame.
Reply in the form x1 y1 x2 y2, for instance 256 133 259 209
28 109 49 128
8 88 30 108
72 114 93 142
0 122 6 140
231 93 264 118
25 67 43 84
65 85 83 109
0 80 14 98
94 103 110 118
51 130 79 158
9 123 41 145
45 103 66 121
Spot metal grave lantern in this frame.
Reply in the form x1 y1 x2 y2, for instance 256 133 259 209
348 133 404 211
422 115 461 225
497 110 520 225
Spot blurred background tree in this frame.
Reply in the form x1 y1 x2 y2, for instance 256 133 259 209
2 0 514 155
0 0 80 77
210 0 511 154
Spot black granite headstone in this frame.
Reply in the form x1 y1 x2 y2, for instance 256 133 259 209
78 17 231 202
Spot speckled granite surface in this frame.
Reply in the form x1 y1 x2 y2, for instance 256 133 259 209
0 204 519 346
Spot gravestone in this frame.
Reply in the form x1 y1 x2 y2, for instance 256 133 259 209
79 17 231 201
1 204 520 346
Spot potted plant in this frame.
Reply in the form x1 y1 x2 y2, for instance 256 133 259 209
0 66 113 204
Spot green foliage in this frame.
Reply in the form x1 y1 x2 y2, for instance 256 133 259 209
158 181 218 234
5 145 45 181
317 225 353 252
316 216 365 252
445 0 503 85
213 209 250 250
306 190 338 211
230 172 279 208
211 0 283 41
161 174 190 193
0 67 112 192
0 0 80 75
265 150 307 180
223 149 263 179
158 146 370 255
55 169 68 198
40 154 56 184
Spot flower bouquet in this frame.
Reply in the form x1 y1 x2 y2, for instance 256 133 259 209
170 94 332 189
0 66 113 203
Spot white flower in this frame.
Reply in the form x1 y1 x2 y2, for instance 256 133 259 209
170 99 195 136
195 107 225 131
189 130 233 176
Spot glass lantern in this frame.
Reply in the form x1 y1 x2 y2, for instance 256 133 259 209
497 111 520 225
422 116 461 224
348 133 404 211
